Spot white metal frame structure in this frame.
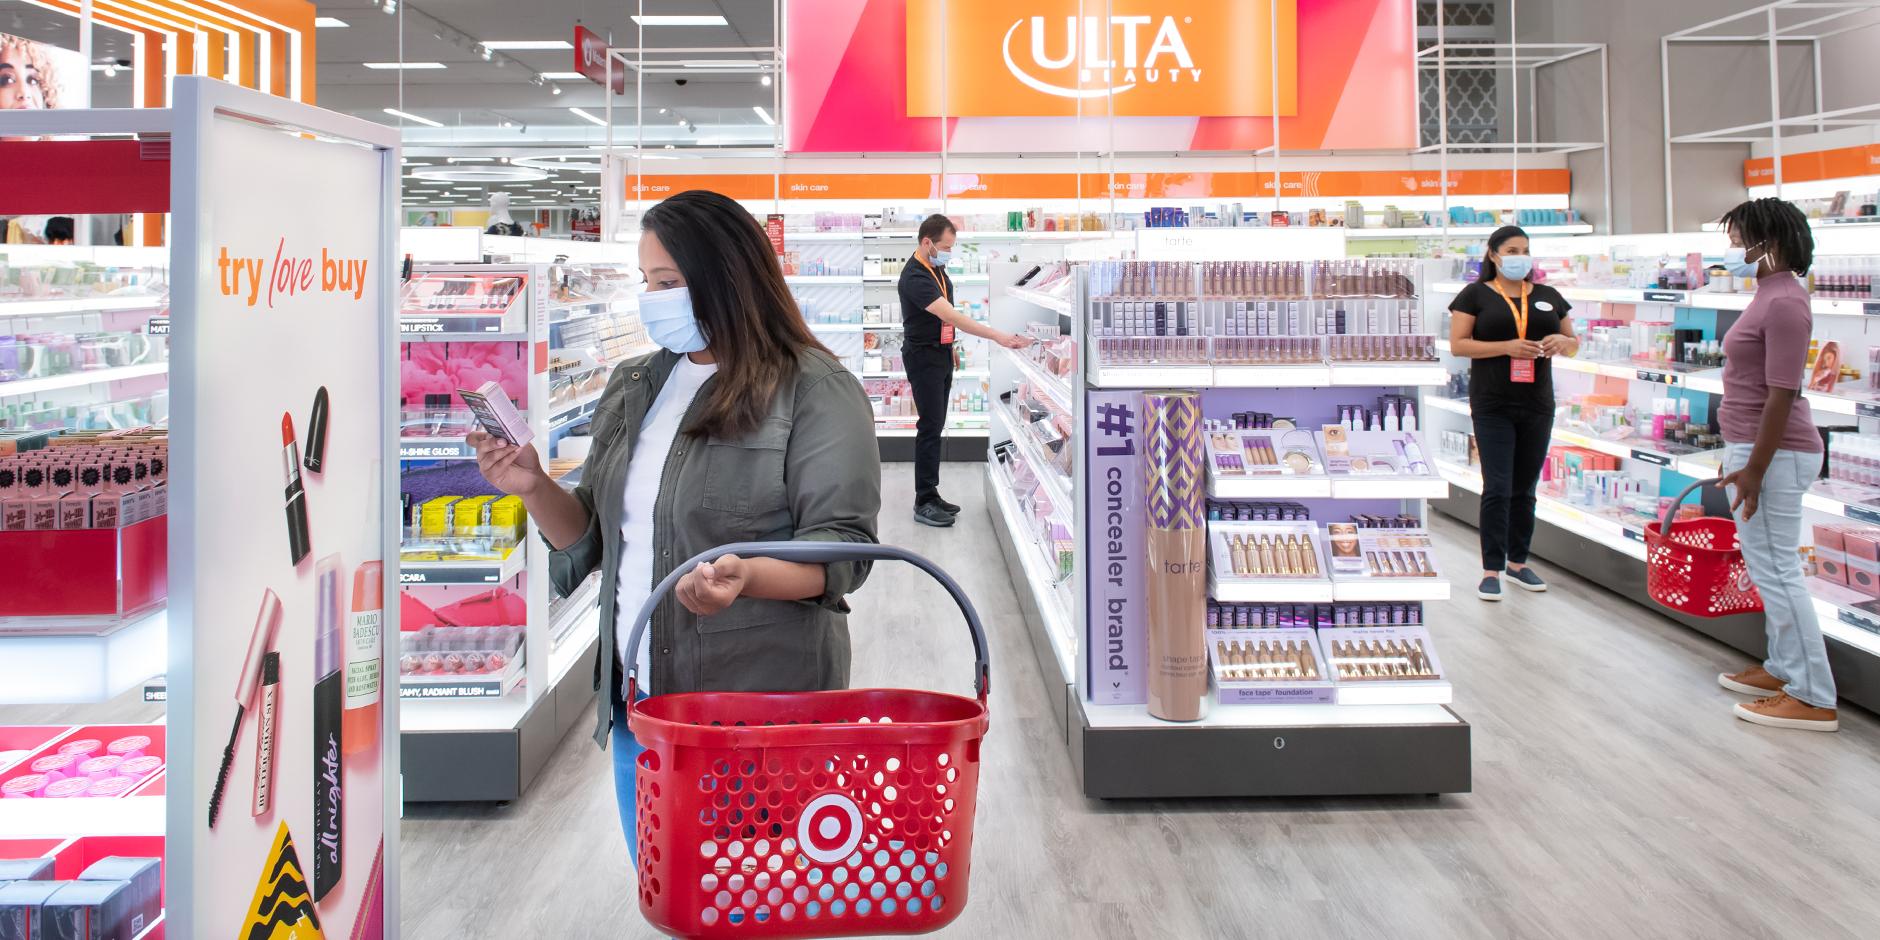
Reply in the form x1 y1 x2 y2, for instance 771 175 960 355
1415 38 1613 236
1662 0 1880 230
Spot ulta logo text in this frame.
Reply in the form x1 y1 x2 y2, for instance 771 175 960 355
1003 15 1199 99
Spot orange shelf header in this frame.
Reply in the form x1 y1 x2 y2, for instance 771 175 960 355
623 169 1569 202
1744 144 1880 187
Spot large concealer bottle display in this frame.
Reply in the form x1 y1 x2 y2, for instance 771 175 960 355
1143 390 1209 722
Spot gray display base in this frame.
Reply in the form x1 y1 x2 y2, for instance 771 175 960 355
401 633 600 802
989 475 1473 799
879 432 989 464
1431 494 1880 714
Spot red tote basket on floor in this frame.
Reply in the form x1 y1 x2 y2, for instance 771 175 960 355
1645 480 1764 617
621 542 991 940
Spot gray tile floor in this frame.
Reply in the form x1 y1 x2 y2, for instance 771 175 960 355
10 462 1880 938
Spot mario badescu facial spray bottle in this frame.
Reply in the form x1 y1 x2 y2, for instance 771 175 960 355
1142 390 1209 722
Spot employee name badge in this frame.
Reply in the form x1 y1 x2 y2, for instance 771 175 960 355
1510 358 1535 383
941 323 955 344
1492 280 1535 383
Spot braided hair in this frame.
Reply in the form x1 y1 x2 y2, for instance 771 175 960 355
1718 197 1813 276
1475 225 1531 282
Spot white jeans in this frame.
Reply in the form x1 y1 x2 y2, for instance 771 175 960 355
1722 443 1837 708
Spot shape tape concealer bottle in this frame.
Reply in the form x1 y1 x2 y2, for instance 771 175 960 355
1143 390 1209 722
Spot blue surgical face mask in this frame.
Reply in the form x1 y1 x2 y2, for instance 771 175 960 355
638 286 708 354
1723 246 1761 278
931 248 952 265
1496 254 1533 280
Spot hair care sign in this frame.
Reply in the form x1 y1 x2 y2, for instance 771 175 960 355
168 80 396 940
1086 389 1146 705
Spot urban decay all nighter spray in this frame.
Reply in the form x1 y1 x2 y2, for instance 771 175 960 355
1143 390 1209 721
312 554 344 900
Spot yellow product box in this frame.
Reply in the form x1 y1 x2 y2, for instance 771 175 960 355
486 495 527 542
419 496 462 538
451 495 496 536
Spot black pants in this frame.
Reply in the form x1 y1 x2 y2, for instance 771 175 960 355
904 342 954 506
1472 405 1554 572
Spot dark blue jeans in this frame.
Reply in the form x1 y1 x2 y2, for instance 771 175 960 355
612 692 647 857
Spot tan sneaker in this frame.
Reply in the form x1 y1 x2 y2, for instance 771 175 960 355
1719 664 1784 697
1734 692 1838 732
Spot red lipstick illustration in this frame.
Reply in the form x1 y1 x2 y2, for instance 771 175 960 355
283 412 312 565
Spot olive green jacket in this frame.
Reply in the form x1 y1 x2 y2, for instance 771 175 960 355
549 347 881 747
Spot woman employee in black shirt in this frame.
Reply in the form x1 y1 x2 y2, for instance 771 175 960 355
1448 225 1577 601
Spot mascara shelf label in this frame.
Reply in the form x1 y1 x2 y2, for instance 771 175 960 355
1629 449 1673 467
1844 504 1880 527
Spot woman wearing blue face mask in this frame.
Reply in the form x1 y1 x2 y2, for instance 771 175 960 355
1447 225 1578 601
465 189 883 853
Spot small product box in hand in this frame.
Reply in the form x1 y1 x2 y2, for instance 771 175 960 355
1207 627 1334 704
456 381 533 448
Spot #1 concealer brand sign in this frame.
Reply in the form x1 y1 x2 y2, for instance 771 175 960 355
169 80 395 940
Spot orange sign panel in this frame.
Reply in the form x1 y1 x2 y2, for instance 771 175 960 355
1744 144 1880 186
906 0 1296 117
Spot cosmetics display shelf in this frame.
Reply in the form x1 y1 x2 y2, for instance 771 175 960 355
547 388 608 432
1430 279 1880 318
1208 573 1452 604
0 608 168 706
858 368 991 380
0 362 170 399
1006 285 1078 316
1802 483 1880 522
1434 459 1651 561
0 294 169 318
999 405 1073 520
399 545 527 586
1344 224 1594 240
1801 580 1880 659
782 231 1113 243
985 461 1078 673
1423 395 1471 416
809 323 904 332
1002 346 1074 413
1546 425 1725 480
0 792 165 839
1089 362 1448 389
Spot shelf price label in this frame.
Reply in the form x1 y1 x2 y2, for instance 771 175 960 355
1857 403 1880 419
1837 608 1880 636
1641 291 1686 303
145 317 170 335
1864 303 1880 316
399 681 504 699
399 566 503 584
1845 505 1880 527
1635 369 1670 384
398 442 471 459
1630 449 1673 467
399 315 506 334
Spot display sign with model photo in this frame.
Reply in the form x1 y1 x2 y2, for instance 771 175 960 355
170 81 393 940
0 31 90 114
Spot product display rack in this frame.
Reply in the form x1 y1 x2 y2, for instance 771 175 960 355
1420 245 1880 714
988 258 1471 800
396 262 622 801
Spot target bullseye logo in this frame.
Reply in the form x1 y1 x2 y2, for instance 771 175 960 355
798 793 864 863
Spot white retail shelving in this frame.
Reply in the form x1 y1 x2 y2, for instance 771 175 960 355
0 294 169 318
0 608 167 705
0 362 169 398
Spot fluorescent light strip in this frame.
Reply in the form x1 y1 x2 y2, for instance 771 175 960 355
384 108 444 128
315 17 349 27
569 108 608 127
539 72 586 80
631 15 727 25
753 106 775 125
366 62 446 70
479 40 572 50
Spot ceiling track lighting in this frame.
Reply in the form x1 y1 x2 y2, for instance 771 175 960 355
381 0 396 14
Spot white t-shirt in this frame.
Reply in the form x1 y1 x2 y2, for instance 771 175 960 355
617 356 719 677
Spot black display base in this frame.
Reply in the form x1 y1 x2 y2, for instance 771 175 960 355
400 634 600 802
987 471 1473 800
878 432 987 463
1072 705 1473 800
1431 494 1880 714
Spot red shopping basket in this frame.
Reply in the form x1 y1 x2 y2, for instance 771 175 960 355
1645 480 1764 617
621 542 991 939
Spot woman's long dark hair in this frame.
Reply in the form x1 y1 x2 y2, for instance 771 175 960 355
641 190 833 440
1719 197 1813 276
1476 225 1531 283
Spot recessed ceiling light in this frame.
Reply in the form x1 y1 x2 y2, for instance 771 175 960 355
568 108 608 127
631 15 727 25
539 72 586 80
315 17 349 28
479 40 573 50
366 62 447 70
384 108 444 127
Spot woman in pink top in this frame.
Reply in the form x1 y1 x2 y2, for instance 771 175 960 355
1713 198 1837 731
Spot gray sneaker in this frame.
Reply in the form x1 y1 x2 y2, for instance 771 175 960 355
1477 575 1502 601
1506 566 1546 592
914 502 956 527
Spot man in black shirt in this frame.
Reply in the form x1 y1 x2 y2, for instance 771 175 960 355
899 214 1029 527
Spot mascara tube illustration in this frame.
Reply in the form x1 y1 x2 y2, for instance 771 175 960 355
253 652 279 817
313 554 345 900
1143 390 1209 722
283 413 312 565
208 589 282 829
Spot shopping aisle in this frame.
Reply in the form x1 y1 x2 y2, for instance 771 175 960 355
398 464 1880 940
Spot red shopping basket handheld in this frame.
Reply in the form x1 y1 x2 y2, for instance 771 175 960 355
1645 479 1764 617
620 541 992 939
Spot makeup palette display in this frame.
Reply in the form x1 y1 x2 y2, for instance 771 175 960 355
1206 628 1335 704
1205 427 1325 477
1319 428 1435 477
1323 524 1443 580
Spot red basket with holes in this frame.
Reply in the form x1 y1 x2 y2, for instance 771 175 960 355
621 542 992 939
1646 480 1764 617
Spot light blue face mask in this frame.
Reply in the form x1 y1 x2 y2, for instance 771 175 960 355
931 248 952 265
638 286 708 354
1723 246 1762 278
1496 254 1533 280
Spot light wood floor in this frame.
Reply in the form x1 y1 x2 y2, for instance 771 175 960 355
11 463 1880 938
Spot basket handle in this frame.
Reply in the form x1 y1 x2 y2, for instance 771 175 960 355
1659 478 1726 534
621 541 991 700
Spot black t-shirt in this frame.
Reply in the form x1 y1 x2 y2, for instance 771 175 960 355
897 253 954 348
1450 280 1571 413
